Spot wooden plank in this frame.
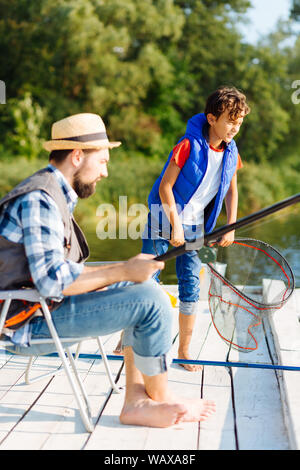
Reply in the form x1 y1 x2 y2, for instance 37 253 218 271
0 354 31 400
199 366 235 450
42 334 124 450
0 351 12 368
197 302 236 450
0 283 296 450
0 354 56 446
84 299 182 450
86 298 234 450
265 281 300 450
85 366 203 451
294 289 300 319
0 336 123 450
86 292 206 450
228 289 290 450
139 298 216 450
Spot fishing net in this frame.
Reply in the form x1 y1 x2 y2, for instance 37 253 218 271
206 238 295 352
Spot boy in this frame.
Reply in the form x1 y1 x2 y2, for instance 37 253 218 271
142 86 250 371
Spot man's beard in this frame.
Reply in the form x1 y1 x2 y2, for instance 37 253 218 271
73 170 96 199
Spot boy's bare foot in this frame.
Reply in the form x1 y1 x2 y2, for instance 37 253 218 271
113 338 123 355
120 396 215 428
177 349 203 372
113 331 124 355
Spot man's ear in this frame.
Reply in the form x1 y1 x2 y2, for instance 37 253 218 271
70 149 84 168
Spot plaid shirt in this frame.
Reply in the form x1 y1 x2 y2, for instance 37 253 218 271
0 164 84 345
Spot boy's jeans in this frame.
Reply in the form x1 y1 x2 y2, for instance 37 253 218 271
6 280 174 377
142 217 202 315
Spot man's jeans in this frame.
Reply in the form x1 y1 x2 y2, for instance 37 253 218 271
7 280 174 377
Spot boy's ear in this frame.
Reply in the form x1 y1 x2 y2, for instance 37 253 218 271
206 113 217 126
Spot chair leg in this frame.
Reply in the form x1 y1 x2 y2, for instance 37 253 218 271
75 338 121 394
66 347 92 417
74 342 82 361
39 298 94 433
96 337 122 394
25 355 63 385
0 298 12 334
24 357 35 384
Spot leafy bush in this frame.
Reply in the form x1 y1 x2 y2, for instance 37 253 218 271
0 92 45 160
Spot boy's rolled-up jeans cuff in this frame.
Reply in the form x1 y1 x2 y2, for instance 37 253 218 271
179 300 200 315
132 350 172 377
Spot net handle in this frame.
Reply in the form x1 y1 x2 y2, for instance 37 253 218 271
155 192 300 262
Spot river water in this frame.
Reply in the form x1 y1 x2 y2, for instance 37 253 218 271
85 208 300 288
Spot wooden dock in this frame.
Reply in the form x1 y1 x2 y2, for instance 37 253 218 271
0 283 299 451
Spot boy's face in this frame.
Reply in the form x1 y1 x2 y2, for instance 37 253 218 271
207 109 245 144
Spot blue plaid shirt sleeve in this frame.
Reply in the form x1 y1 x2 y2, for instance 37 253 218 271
19 190 83 300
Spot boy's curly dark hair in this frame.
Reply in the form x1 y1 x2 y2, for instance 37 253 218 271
205 86 250 120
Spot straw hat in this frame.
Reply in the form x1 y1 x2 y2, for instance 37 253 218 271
43 113 121 151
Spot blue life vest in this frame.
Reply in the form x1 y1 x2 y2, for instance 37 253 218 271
148 113 238 233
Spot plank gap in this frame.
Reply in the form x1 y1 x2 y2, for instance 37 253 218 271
0 376 54 447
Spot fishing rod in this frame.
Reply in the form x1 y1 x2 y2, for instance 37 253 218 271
155 192 300 262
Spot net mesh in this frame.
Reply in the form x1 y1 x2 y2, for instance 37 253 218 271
207 238 295 352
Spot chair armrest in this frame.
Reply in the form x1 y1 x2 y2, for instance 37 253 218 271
0 289 42 302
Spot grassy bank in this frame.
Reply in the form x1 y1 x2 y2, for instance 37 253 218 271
0 152 298 232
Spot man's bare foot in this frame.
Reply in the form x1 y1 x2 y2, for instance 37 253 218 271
120 399 187 428
120 396 216 428
177 349 203 372
177 397 216 422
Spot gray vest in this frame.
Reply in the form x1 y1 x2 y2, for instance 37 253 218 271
0 168 90 331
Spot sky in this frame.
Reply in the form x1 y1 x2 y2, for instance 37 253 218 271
239 0 292 43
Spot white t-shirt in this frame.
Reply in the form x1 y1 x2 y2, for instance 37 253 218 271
179 145 224 225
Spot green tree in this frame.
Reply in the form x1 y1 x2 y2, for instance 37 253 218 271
163 0 290 163
3 92 45 159
0 0 298 167
0 0 185 154
291 0 300 21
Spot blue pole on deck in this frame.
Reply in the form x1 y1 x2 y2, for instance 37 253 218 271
1 349 299 371
54 352 300 372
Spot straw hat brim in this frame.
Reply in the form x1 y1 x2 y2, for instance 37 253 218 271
43 139 122 152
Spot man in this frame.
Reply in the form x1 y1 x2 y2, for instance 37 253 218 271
0 113 215 427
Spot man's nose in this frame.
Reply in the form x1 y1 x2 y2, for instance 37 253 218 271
101 167 108 178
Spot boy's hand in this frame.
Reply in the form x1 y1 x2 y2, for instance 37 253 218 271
218 230 235 247
170 223 185 247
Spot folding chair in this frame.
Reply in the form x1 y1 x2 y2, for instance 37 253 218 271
0 288 122 433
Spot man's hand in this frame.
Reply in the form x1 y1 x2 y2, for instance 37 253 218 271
124 253 165 283
218 230 235 247
63 254 164 296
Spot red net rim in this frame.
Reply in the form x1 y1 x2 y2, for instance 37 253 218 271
207 238 295 309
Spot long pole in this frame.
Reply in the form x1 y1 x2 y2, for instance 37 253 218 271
36 351 300 372
155 193 300 262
